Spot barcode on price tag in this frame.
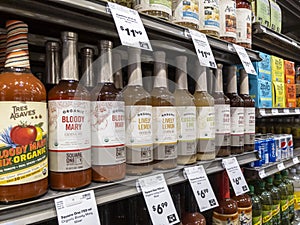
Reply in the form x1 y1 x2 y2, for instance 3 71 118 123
222 157 249 196
108 2 152 51
139 174 180 225
233 44 257 75
184 166 219 212
189 29 217 69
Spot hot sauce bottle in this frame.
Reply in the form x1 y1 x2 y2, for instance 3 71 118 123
48 32 91 190
91 40 126 182
0 20 48 202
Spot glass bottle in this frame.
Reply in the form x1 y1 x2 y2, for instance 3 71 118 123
172 0 199 30
212 64 231 157
0 31 6 71
232 193 252 224
129 195 152 225
48 32 91 190
174 56 197 165
274 173 290 224
236 0 252 48
113 52 124 91
265 176 281 225
0 20 48 202
248 185 262 225
80 47 95 91
194 63 215 160
225 66 244 154
123 48 153 175
239 69 255 152
212 171 239 224
282 170 295 222
219 0 237 43
45 41 60 92
133 0 172 21
151 51 177 170
199 0 220 38
91 40 126 182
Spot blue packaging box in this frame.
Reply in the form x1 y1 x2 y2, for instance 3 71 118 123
253 52 272 81
249 74 272 108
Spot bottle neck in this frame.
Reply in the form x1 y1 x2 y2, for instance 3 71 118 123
153 61 168 88
227 66 237 94
195 63 207 92
214 64 224 93
128 51 143 86
4 20 30 69
99 47 113 83
239 69 249 95
113 53 123 89
46 42 60 85
176 56 188 90
61 39 78 81
81 48 94 88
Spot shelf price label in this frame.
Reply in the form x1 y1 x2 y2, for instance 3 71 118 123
293 157 299 164
54 190 101 225
222 157 249 196
258 169 266 179
184 165 219 212
277 162 285 171
138 174 180 225
189 29 217 69
233 44 257 75
108 2 152 51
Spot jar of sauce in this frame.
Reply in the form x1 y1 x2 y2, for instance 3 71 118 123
219 0 237 43
232 193 252 224
236 0 252 48
0 20 48 202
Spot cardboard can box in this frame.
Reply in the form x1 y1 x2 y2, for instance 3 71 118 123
285 83 296 108
271 55 284 83
249 74 272 108
284 60 295 84
253 52 271 81
272 81 286 108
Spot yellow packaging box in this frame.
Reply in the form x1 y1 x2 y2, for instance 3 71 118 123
285 83 296 108
271 55 284 83
272 81 285 108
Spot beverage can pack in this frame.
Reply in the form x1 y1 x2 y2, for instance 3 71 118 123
267 137 276 162
274 135 282 161
286 134 294 158
254 138 265 167
280 135 288 159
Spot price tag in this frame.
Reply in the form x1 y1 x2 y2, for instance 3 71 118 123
189 29 217 68
284 108 289 113
108 2 152 51
272 109 278 115
290 108 296 113
222 157 249 196
138 174 180 225
233 44 257 75
184 166 219 212
296 108 300 113
277 162 285 171
55 190 101 225
293 157 299 164
265 108 272 115
258 169 266 179
278 108 284 114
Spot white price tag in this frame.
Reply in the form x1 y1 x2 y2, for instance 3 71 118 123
222 157 249 196
272 109 278 115
293 157 299 164
258 169 266 179
139 174 180 225
189 29 217 68
233 44 257 75
184 166 219 212
284 108 289 114
55 190 101 225
277 162 285 171
296 108 300 114
108 2 152 51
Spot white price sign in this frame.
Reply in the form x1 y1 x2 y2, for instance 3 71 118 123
233 44 257 75
189 29 217 68
258 169 266 179
138 174 180 225
222 157 249 196
55 190 101 225
277 162 285 171
108 2 152 51
293 157 299 164
184 165 219 212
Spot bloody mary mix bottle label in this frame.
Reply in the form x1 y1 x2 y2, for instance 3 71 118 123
0 102 48 185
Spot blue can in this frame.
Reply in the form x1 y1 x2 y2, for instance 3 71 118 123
267 137 276 162
254 139 265 167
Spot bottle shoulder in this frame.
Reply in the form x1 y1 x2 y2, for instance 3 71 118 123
173 89 195 106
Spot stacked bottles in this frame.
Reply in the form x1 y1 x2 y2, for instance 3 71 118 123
91 40 126 182
123 48 153 175
48 32 91 190
174 56 197 165
194 62 215 160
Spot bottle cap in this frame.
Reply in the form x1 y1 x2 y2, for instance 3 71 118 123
153 51 166 63
80 47 94 57
99 40 113 50
46 41 60 51
61 31 78 41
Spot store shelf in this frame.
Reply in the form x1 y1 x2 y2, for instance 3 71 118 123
256 108 300 118
0 150 258 225
252 22 300 62
244 148 300 180
0 0 261 65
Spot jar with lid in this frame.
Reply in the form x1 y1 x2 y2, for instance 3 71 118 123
219 0 237 43
172 0 199 30
199 0 220 38
133 0 172 21
236 0 252 48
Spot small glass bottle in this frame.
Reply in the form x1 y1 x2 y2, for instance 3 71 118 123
133 0 172 21
48 32 91 190
151 51 177 170
239 69 255 152
194 63 216 160
113 52 124 91
199 0 220 38
0 20 48 202
80 47 95 91
172 0 199 30
219 0 237 43
225 66 244 154
236 0 252 48
45 41 61 92
91 40 126 182
174 56 197 165
123 48 153 175
212 64 231 157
